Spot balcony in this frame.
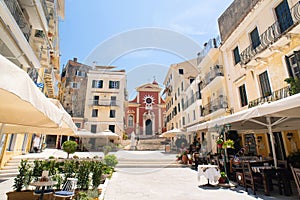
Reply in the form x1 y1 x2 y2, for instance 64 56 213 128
89 100 120 107
199 65 224 90
201 96 228 116
183 92 201 111
44 67 55 97
4 0 31 41
248 86 295 108
197 36 221 65
240 1 300 65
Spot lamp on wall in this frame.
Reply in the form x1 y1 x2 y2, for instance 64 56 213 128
257 136 263 143
287 132 294 141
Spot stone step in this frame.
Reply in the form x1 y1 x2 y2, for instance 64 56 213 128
0 172 19 179
0 169 19 174
116 163 187 168
2 165 19 170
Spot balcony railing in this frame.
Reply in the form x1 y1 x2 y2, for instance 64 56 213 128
183 92 201 110
4 0 31 41
41 0 50 24
197 36 221 65
200 65 224 90
240 1 300 65
248 86 293 108
90 100 119 107
201 96 228 116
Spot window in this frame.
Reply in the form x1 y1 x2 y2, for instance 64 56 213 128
233 46 241 65
178 103 181 112
182 117 185 126
109 125 115 133
239 84 248 107
75 70 85 77
181 98 184 110
181 81 184 91
92 80 103 88
110 96 117 106
193 110 196 121
110 110 116 118
179 69 184 75
190 78 195 84
75 123 81 128
93 96 99 105
275 0 293 33
70 82 80 89
128 115 134 127
7 134 16 151
91 125 97 133
286 51 300 80
250 27 261 49
259 71 272 97
178 88 180 96
92 109 98 117
109 81 120 89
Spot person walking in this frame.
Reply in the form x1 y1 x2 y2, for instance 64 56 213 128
33 135 40 153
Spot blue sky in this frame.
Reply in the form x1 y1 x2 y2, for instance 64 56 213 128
59 0 233 98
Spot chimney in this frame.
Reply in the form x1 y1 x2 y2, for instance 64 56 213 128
73 57 78 62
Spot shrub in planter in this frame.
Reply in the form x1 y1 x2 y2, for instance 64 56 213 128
103 154 118 168
77 160 91 190
92 160 103 189
13 159 30 192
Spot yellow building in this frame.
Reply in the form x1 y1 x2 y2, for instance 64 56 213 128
219 0 300 158
0 0 64 168
186 37 229 154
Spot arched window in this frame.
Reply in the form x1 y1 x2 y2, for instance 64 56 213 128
128 115 134 127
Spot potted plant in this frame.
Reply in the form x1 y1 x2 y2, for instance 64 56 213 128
218 172 229 184
7 160 36 200
216 138 224 149
62 140 78 158
285 77 300 95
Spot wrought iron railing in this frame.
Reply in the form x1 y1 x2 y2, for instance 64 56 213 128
201 96 228 116
248 86 293 108
4 0 31 41
240 1 300 65
41 0 50 24
197 36 221 65
199 65 224 90
90 100 119 107
183 92 201 110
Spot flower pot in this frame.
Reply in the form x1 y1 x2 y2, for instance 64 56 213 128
217 143 223 149
7 190 38 200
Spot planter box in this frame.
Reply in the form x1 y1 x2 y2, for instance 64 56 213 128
6 190 53 200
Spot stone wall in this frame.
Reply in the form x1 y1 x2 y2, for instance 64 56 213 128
218 0 261 43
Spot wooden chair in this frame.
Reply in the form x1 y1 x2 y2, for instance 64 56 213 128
53 178 78 200
290 164 300 199
242 161 262 195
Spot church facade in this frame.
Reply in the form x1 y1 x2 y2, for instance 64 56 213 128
125 80 166 137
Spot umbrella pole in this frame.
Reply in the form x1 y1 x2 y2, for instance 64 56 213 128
267 116 277 168
0 123 5 142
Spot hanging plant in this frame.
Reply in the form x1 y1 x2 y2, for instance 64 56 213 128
222 139 234 149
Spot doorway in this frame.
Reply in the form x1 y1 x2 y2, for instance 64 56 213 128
145 119 152 135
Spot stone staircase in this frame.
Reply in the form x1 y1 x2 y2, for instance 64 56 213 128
136 137 166 151
116 157 184 168
0 157 43 180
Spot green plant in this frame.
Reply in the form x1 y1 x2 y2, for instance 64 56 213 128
86 189 99 199
104 154 118 168
285 77 300 95
32 160 43 181
62 140 78 158
63 160 78 182
91 161 103 188
48 156 55 159
77 191 89 200
52 173 63 190
77 161 91 190
216 138 224 144
222 139 234 149
13 159 30 192
220 171 227 178
73 155 79 159
123 133 128 140
103 145 112 156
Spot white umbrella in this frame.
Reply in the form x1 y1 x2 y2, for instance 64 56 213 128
77 129 119 139
206 93 300 168
1 99 77 136
160 128 185 138
0 55 69 138
0 55 64 128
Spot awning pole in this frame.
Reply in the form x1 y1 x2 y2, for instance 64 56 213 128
0 123 5 141
267 116 277 168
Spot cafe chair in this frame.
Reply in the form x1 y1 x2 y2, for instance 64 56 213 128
290 164 300 199
242 161 262 195
53 178 78 200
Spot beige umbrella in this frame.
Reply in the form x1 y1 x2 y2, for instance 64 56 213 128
77 129 119 139
0 55 74 136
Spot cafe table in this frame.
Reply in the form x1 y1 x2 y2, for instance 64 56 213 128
251 166 291 196
198 164 221 187
30 180 57 200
